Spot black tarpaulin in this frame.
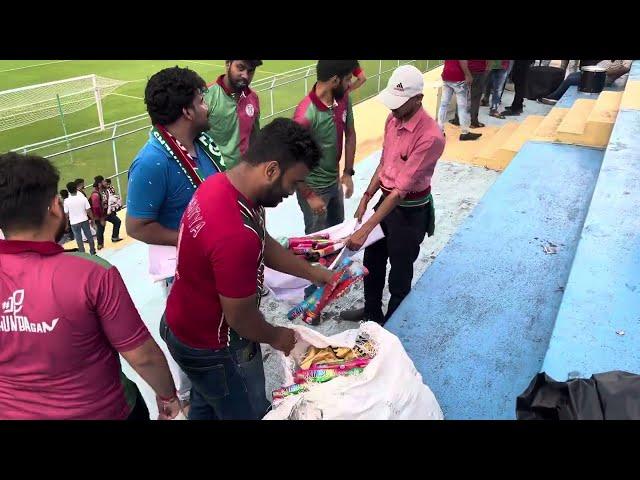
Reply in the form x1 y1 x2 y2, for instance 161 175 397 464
517 371 640 420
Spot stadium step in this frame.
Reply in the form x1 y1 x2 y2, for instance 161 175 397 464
531 107 569 142
385 141 605 418
556 93 623 148
473 122 519 170
620 80 640 109
489 115 546 170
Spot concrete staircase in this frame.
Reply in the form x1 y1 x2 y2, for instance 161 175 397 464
452 89 625 171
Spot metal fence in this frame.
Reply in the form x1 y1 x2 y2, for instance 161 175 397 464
16 60 442 201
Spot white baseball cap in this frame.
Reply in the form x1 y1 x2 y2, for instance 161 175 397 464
377 64 424 110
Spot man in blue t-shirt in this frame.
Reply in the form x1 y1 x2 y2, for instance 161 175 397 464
126 66 223 416
127 67 221 241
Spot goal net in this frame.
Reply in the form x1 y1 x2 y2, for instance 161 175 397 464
0 74 127 132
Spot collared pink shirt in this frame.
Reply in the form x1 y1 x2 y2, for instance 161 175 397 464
378 108 445 198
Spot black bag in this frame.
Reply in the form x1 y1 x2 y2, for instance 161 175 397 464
526 65 566 100
516 370 640 420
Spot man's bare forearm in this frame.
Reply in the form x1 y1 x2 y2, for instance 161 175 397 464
126 216 178 246
121 338 176 399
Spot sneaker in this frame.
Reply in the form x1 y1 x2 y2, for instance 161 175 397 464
111 237 123 243
480 97 489 107
459 132 482 141
489 109 506 119
97 244 104 251
449 118 460 126
470 122 485 129
539 97 558 106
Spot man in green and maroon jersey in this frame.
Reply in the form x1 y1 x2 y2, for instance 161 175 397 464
293 60 358 234
204 60 263 169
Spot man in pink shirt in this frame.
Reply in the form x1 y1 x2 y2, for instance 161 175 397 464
341 65 445 325
0 152 181 420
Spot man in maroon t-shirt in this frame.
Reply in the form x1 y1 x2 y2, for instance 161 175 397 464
161 118 333 420
437 60 482 141
0 152 181 420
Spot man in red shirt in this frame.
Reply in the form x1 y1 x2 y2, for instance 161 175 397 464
437 60 482 141
341 65 445 325
161 118 333 420
0 152 181 420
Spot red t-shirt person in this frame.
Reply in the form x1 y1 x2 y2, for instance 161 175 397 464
0 240 151 419
165 173 266 349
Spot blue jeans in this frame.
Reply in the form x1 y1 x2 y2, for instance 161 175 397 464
296 181 344 234
438 81 470 134
159 317 270 420
70 220 96 254
546 72 582 100
488 69 509 110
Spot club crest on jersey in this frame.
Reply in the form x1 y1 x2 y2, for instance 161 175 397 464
245 104 255 117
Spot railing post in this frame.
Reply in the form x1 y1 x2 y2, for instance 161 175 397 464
270 77 276 117
377 60 382 92
111 125 122 195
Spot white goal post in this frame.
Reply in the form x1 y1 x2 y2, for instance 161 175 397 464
0 74 127 132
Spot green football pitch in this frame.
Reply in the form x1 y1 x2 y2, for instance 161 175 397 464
0 59 437 198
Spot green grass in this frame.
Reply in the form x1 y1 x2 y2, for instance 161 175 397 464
0 59 440 200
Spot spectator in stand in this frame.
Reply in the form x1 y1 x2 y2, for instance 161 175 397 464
90 175 123 250
64 181 96 255
437 60 482 141
540 60 632 105
58 189 75 244
74 178 88 198
451 60 488 128
483 60 510 119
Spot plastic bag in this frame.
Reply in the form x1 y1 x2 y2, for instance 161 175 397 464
264 322 444 420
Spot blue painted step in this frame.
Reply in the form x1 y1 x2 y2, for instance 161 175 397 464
385 142 604 419
542 109 640 380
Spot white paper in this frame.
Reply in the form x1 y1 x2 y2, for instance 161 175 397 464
148 244 177 282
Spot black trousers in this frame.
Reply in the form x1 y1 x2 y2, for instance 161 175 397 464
508 60 533 111
363 201 430 324
454 71 488 125
96 212 121 246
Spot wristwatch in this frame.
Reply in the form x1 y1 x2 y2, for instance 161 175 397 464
343 168 355 176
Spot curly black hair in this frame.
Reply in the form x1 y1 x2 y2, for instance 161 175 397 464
0 152 60 235
144 66 206 126
243 118 321 172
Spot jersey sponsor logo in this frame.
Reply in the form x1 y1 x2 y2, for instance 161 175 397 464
0 290 59 334
184 195 206 238
245 103 255 117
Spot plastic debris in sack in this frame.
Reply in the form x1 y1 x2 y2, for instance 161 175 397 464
294 358 371 383
287 256 368 325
